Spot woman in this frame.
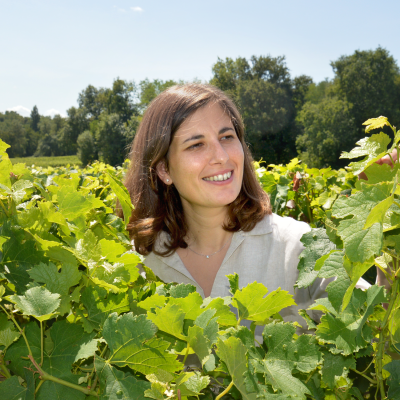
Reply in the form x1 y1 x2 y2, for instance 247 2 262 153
123 83 368 329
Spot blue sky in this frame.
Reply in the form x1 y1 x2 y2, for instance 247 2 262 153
1 0 399 117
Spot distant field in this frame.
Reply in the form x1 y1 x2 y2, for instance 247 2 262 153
10 155 82 168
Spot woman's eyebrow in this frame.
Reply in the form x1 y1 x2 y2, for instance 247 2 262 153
182 127 235 144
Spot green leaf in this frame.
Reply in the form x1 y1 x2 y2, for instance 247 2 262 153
296 228 336 288
79 286 130 332
1 237 48 294
187 325 213 370
341 257 374 311
0 375 34 400
320 352 355 389
216 336 257 400
56 185 104 221
176 371 210 396
147 303 186 340
103 312 182 374
106 172 133 226
0 312 20 349
364 194 394 229
8 286 61 321
362 116 390 133
340 132 391 175
5 322 41 377
332 182 392 263
202 297 237 326
363 162 399 184
314 285 386 355
28 262 81 296
168 291 203 320
383 360 400 400
36 320 98 400
233 282 295 323
227 273 239 295
95 356 151 400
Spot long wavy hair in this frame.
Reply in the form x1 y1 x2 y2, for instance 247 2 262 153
123 83 271 256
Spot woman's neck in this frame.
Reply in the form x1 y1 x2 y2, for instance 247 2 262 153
182 203 233 253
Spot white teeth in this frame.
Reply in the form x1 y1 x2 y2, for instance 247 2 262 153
204 171 232 181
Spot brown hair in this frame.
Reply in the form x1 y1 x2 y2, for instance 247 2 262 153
124 83 271 256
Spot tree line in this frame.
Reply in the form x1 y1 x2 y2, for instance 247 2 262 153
2 46 400 168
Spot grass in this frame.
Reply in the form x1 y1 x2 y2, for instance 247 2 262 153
10 155 82 168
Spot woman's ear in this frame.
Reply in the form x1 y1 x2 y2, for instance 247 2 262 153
156 160 172 185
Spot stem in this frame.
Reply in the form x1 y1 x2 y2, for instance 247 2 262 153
350 368 376 384
0 361 11 379
28 355 98 397
216 380 234 400
40 321 44 366
304 193 313 224
182 343 190 365
0 199 9 217
35 379 44 394
87 344 108 387
375 277 400 398
0 304 33 357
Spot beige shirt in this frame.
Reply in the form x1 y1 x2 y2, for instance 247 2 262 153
142 213 339 330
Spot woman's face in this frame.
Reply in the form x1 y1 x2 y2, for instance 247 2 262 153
159 103 244 213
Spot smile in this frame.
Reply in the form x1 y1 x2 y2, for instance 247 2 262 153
203 171 232 182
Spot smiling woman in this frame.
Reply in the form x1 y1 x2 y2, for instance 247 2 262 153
122 83 339 329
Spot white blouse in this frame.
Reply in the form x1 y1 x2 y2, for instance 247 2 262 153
141 213 367 332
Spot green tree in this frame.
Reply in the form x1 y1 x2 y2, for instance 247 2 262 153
211 55 313 164
332 47 400 131
296 97 355 168
93 113 135 166
77 130 97 165
139 79 178 110
30 105 40 132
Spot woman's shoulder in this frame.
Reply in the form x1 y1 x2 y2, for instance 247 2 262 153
249 213 311 244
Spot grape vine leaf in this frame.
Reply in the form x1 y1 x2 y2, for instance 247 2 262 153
0 375 34 400
35 320 98 400
168 291 203 320
56 185 104 221
216 336 257 400
332 182 392 263
5 322 41 377
383 360 400 400
227 273 239 295
232 282 295 323
202 297 237 326
106 172 134 226
252 323 321 399
146 303 187 340
0 312 20 349
362 116 390 133
296 228 336 288
103 312 182 374
78 286 130 333
340 132 391 175
316 250 350 312
8 286 61 321
320 351 355 389
95 356 151 400
1 237 48 294
313 285 386 355
28 261 81 296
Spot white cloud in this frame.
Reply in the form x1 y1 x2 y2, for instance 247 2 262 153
131 6 143 12
44 109 65 118
6 105 31 117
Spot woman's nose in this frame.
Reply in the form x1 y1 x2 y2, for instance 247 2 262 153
210 140 229 164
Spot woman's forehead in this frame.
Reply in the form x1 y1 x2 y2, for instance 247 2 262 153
174 103 233 139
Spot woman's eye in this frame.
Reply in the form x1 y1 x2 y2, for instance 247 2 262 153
188 143 202 150
221 135 235 141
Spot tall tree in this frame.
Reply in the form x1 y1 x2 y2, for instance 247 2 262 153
332 47 400 131
30 105 40 132
211 55 313 164
139 79 178 110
